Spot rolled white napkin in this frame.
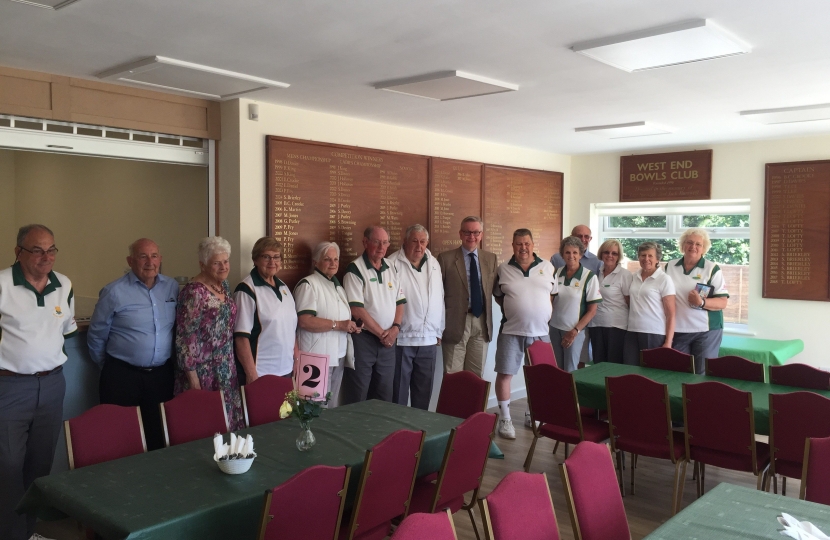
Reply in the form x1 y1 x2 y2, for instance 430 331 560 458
245 435 255 457
229 433 237 456
778 513 830 540
213 433 224 459
234 434 246 456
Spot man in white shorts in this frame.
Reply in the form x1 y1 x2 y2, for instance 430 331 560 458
492 229 558 439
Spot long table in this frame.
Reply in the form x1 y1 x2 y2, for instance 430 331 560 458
719 335 804 367
18 400 463 540
645 483 830 539
572 363 830 435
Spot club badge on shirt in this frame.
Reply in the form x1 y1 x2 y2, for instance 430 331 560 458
54 306 63 317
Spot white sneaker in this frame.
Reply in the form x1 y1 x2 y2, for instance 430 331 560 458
498 418 516 439
525 411 532 427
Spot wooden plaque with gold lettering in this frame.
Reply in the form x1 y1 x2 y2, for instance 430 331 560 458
266 136 428 288
763 160 830 301
429 158 483 256
482 165 563 265
620 150 712 202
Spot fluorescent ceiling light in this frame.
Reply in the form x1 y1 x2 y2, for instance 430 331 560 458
376 71 518 101
9 0 80 9
575 121 672 139
740 103 830 125
572 19 751 72
97 56 289 100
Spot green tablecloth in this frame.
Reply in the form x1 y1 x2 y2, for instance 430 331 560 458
572 363 830 435
645 483 830 539
719 335 804 367
18 400 463 540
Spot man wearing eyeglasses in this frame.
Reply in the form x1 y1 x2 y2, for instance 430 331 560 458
550 225 601 274
436 216 498 377
342 226 406 404
0 224 77 540
87 238 179 451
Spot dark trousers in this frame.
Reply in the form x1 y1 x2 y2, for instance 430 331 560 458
393 345 437 410
590 326 628 364
623 332 666 365
0 368 65 540
341 332 395 405
99 356 174 451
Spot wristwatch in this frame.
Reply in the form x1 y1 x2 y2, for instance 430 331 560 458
332 320 337 330
392 323 401 329
700 297 706 309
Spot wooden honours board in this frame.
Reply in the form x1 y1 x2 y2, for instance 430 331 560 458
483 165 563 265
620 150 712 202
429 158 483 257
267 137 428 288
763 160 830 301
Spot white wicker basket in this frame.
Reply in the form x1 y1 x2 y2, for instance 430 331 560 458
214 453 256 475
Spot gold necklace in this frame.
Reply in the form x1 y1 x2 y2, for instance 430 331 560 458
207 282 224 296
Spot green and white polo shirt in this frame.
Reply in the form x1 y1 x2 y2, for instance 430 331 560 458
233 268 297 377
0 262 78 373
549 265 602 331
344 252 406 330
666 257 729 332
494 254 558 337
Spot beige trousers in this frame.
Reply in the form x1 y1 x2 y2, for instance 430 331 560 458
441 313 489 377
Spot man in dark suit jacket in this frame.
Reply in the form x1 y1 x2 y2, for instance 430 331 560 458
436 216 498 377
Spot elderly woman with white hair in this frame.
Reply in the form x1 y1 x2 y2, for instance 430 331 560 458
665 227 729 374
293 241 360 407
175 236 244 431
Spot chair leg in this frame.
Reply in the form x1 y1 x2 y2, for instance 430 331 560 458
763 471 771 492
634 454 638 469
692 460 698 480
552 441 560 455
674 460 688 515
773 474 778 494
630 453 637 495
523 435 539 472
700 463 706 496
615 451 625 496
564 443 570 459
466 506 481 540
782 476 787 497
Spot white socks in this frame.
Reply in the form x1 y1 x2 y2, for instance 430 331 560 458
498 400 511 420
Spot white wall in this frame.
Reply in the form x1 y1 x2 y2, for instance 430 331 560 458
571 134 830 368
219 98 572 404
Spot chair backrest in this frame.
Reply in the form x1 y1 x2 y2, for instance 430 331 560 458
706 356 765 382
347 429 425 540
430 412 497 512
65 404 147 470
770 392 830 470
640 348 694 373
683 382 758 471
480 471 560 540
770 363 830 390
526 340 557 367
258 464 350 540
559 442 630 540
605 375 673 460
160 389 228 447
435 371 491 420
242 375 295 427
391 510 458 540
801 436 830 505
524 364 583 436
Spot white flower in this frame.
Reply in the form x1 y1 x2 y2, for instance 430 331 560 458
279 401 293 419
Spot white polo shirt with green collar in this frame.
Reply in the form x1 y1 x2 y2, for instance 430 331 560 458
549 265 602 331
344 252 406 330
0 262 78 373
494 254 558 337
666 257 729 332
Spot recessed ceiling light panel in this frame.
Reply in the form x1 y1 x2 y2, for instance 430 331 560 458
97 56 289 100
376 71 518 101
740 103 830 125
575 121 672 139
572 19 751 72
10 0 80 9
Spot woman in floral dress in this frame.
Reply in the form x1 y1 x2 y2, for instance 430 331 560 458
175 236 244 431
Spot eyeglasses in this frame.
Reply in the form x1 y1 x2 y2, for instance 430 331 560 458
460 230 482 237
601 251 620 256
684 241 704 248
18 246 58 257
368 240 390 247
259 255 282 262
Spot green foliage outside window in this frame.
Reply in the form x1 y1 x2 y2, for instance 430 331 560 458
618 238 750 265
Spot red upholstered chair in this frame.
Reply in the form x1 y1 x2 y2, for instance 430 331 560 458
640 348 695 373
682 382 770 497
705 356 765 382
242 375 295 427
391 510 458 540
479 471 560 540
526 340 557 367
523 364 608 471
257 465 350 540
64 404 147 470
606 375 686 514
801 436 830 505
160 389 228 447
769 363 830 390
341 429 425 540
767 391 830 496
435 371 491 420
409 412 497 538
559 442 630 540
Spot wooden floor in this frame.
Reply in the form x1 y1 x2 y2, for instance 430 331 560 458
36 398 795 540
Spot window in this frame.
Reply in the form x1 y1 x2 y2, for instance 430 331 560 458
595 200 750 325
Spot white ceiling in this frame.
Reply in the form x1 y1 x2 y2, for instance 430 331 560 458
3 0 830 154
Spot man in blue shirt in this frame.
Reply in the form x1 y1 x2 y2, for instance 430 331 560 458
550 224 601 273
88 238 179 450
